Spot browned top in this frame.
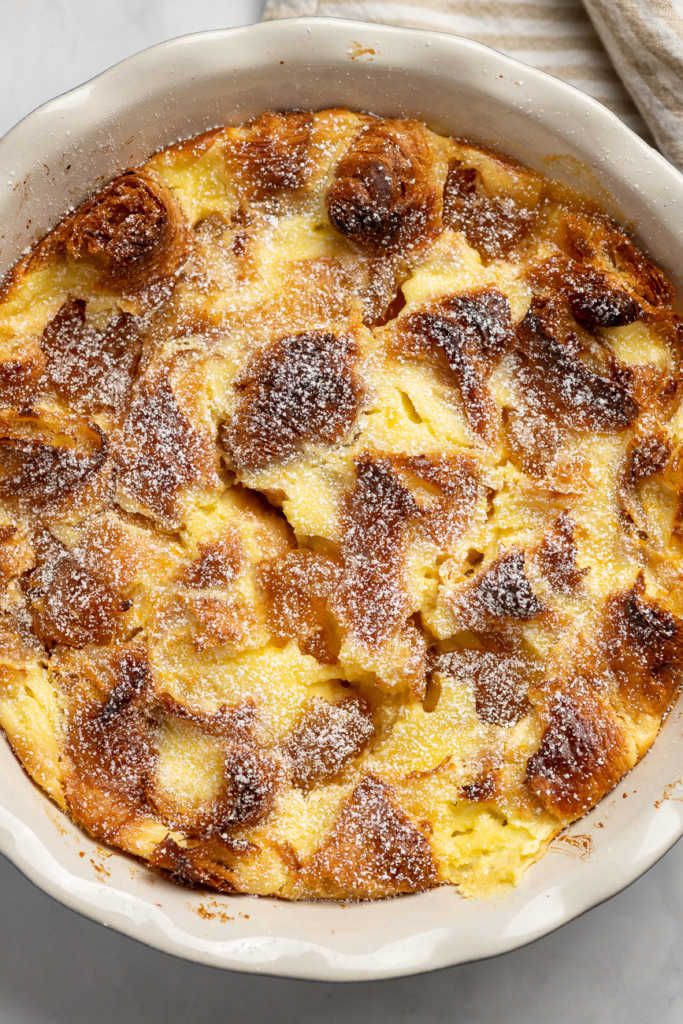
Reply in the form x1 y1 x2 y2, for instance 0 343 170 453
300 775 438 898
327 119 440 254
61 171 189 304
221 331 363 473
0 108 680 903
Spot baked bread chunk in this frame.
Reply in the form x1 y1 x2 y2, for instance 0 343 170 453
0 109 680 899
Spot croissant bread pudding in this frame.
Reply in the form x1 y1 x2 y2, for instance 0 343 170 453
0 109 680 901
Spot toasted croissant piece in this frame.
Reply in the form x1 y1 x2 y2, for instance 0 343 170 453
0 407 106 505
221 331 363 473
259 549 341 663
400 288 514 443
443 159 538 261
229 110 313 197
326 118 439 253
282 695 374 789
22 529 129 649
527 685 631 818
55 645 156 840
41 299 143 415
0 338 46 406
436 649 532 727
604 576 682 716
560 211 673 308
516 299 638 431
299 774 437 899
456 550 545 627
537 511 586 594
617 430 671 540
527 255 643 332
61 171 188 305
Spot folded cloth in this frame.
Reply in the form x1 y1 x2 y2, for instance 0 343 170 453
262 0 683 168
584 0 682 168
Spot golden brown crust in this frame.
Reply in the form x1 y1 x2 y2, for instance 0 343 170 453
59 170 189 305
618 430 671 536
41 300 143 414
60 645 156 841
22 530 130 649
560 210 674 307
0 343 46 406
526 685 631 819
537 512 586 594
181 533 243 589
0 407 107 506
149 835 246 893
228 111 313 198
220 331 363 473
399 288 514 442
443 159 538 261
338 455 419 644
455 550 544 627
282 695 374 789
0 109 679 903
604 578 682 717
527 254 644 332
326 118 439 253
436 649 531 727
299 775 438 898
114 375 217 526
259 550 341 663
516 298 639 431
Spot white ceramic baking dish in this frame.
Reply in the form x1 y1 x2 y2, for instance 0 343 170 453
0 17 681 982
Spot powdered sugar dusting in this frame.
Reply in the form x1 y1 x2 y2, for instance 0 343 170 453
221 331 363 473
284 695 374 788
0 108 679 901
41 299 142 414
302 774 437 896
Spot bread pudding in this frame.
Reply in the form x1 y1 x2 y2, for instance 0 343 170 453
0 109 680 900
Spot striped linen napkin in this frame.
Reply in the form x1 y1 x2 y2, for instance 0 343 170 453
262 0 683 169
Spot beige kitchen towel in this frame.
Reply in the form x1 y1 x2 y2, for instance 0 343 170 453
262 0 683 168
584 0 682 166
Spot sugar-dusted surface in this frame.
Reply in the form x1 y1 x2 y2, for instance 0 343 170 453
0 92 680 906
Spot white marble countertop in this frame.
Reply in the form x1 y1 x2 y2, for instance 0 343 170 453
0 2 681 1020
